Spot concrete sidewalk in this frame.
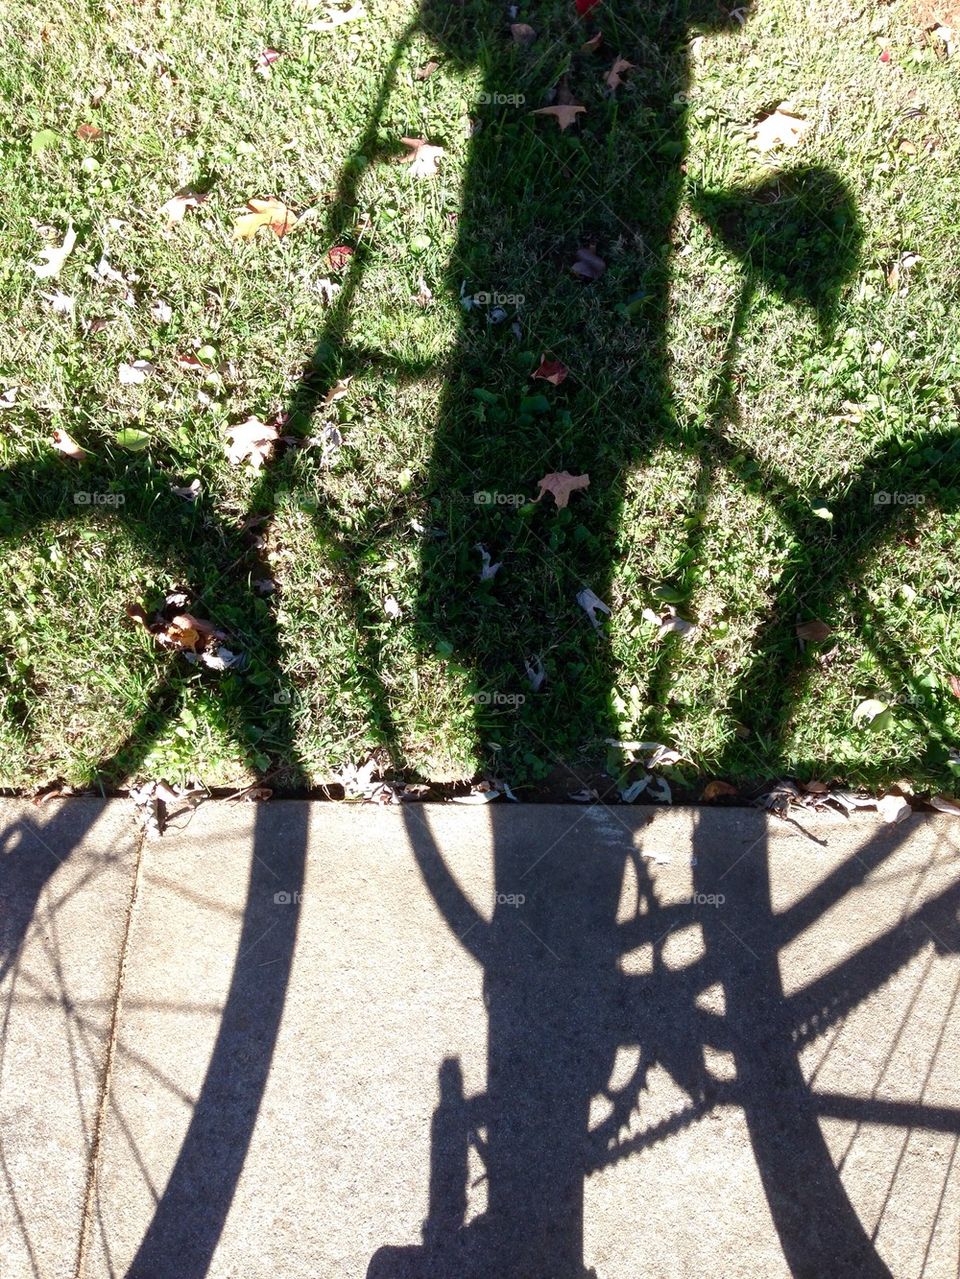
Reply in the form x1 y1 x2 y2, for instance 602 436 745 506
1 799 959 1278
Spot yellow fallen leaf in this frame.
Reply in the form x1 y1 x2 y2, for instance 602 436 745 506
233 198 296 239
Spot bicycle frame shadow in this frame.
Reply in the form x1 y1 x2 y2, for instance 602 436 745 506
2 0 960 1271
365 803 960 1279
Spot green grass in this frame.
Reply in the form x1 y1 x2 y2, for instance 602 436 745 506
1 0 959 797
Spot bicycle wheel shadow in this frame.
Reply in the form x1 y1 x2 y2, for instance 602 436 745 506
367 804 960 1279
0 460 311 1277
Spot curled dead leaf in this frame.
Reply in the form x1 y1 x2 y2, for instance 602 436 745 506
571 245 606 280
30 223 77 280
159 187 207 225
703 779 737 801
399 137 445 177
328 244 354 269
52 428 90 460
510 23 536 44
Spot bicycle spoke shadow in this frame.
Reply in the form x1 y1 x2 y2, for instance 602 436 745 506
365 805 960 1279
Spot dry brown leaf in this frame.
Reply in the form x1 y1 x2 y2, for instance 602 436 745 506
52 428 89 460
605 57 635 90
571 246 606 280
581 31 603 52
415 59 440 78
159 187 207 225
532 355 568 385
703 779 737 801
322 376 352 405
30 223 77 280
949 674 960 698
76 123 103 141
171 612 226 639
225 416 279 469
877 793 911 824
308 1 366 30
399 137 445 177
510 23 536 44
796 619 833 642
751 105 811 152
233 198 296 239
534 471 590 509
529 104 586 132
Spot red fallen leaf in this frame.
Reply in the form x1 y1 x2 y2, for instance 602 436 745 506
328 244 354 269
255 48 282 74
879 47 891 61
949 674 960 698
576 0 601 14
177 353 205 370
75 123 103 141
532 355 568 385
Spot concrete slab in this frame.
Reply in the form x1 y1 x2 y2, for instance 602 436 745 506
0 799 141 1279
74 802 960 1279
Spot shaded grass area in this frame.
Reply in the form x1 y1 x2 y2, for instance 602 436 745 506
1 0 959 795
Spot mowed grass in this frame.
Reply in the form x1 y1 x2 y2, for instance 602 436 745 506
1 0 959 796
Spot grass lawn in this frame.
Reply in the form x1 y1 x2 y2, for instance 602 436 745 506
1 0 959 799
